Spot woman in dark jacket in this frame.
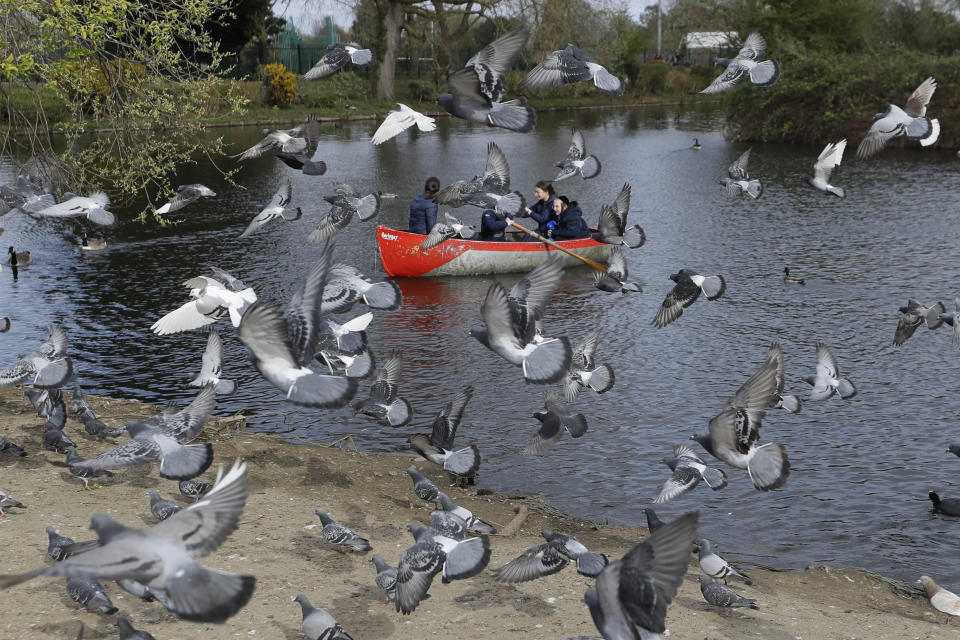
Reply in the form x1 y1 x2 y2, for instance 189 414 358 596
521 180 556 236
409 177 440 234
551 196 591 240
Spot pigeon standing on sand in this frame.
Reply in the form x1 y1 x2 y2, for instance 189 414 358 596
520 45 624 96
581 511 699 640
406 467 443 505
802 342 857 400
352 353 412 427
179 477 213 502
929 492 960 516
65 448 115 488
918 576 960 621
856 77 940 159
314 508 372 553
293 594 354 639
116 617 157 640
187 329 236 395
0 325 73 389
495 530 607 583
701 32 780 94
151 274 257 335
721 149 763 199
35 191 115 226
553 129 602 181
67 577 118 614
651 269 726 328
593 246 642 293
408 385 482 480
372 555 398 603
44 422 76 453
240 179 302 238
153 184 216 216
303 42 373 79
698 539 752 585
596 183 645 248
372 103 436 145
642 508 665 532
699 575 759 611
149 490 182 521
437 27 536 133
523 392 588 455
0 436 26 457
563 329 614 402
654 444 728 504
46 526 75 561
0 490 25 515
71 386 124 439
437 493 498 534
420 212 477 251
802 139 846 198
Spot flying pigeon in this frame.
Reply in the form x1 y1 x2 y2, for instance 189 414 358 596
240 179 302 238
893 299 945 347
581 511 699 640
0 489 25 515
596 183 644 248
303 42 373 79
186 329 235 395
803 139 846 198
562 329 615 402
406 467 443 505
436 493 498 534
149 490 182 521
238 246 358 408
470 254 571 384
495 530 607 583
593 246 642 293
321 263 402 314
434 141 515 208
315 343 376 380
698 539 752 585
931 298 960 347
293 594 353 639
651 269 726 328
47 526 76 561
151 274 257 335
553 129 602 181
408 385 482 479
314 508 372 553
324 183 381 222
0 436 26 457
420 211 477 250
67 576 118 614
929 491 960 516
654 444 728 504
523 392 588 455
700 32 779 94
234 115 326 174
35 191 115 226
316 312 372 355
29 387 66 424
372 103 436 145
372 555 398 603
770 343 801 414
918 576 960 621
802 342 857 400
154 184 216 216
690 344 790 491
0 325 73 389
699 575 759 611
721 148 762 198
179 477 213 502
352 353 411 426
857 77 940 159
116 617 157 640
0 174 55 213
124 381 217 442
437 28 536 132
0 459 256 623
520 44 624 96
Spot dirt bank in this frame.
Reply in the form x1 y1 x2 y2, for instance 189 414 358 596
0 386 955 639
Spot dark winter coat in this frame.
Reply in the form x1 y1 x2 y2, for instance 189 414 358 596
524 195 557 235
408 193 438 235
480 209 512 241
553 202 591 240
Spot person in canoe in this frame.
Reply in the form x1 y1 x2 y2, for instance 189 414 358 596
479 208 515 241
409 177 440 234
519 180 556 238
550 196 591 240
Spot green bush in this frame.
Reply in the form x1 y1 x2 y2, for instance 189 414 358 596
0 85 70 125
406 80 435 102
633 63 668 94
297 71 369 108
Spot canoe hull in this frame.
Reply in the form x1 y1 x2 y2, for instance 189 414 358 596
376 225 611 277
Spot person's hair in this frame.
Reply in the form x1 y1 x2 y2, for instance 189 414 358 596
557 195 570 206
534 180 555 196
424 177 440 196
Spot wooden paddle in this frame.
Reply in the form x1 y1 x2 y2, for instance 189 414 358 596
507 220 608 273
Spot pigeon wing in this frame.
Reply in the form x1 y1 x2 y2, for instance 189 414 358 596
420 223 456 251
815 342 840 378
495 542 569 582
308 207 353 245
701 61 749 94
151 300 218 335
736 32 766 61
237 301 301 375
447 67 492 111
567 129 587 162
395 542 444 614
725 344 782 411
430 385 474 449
481 142 511 194
303 46 350 80
727 149 752 180
518 47 592 90
191 330 223 387
468 27 530 101
610 183 631 230
372 107 417 145
369 354 402 403
813 139 846 183
285 247 334 365
507 254 565 334
904 77 936 118
571 328 601 370
653 465 700 504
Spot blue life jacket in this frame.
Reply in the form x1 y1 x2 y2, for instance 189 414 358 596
409 193 438 235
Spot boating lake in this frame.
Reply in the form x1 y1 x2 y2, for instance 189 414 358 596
2 105 960 585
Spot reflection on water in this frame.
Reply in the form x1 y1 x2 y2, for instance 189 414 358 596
3 103 960 583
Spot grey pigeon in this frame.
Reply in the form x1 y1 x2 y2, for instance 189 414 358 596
802 342 857 400
0 436 26 457
65 447 115 488
35 191 115 226
303 42 373 79
240 179 302 238
495 529 607 583
893 299 945 347
563 329 615 402
234 115 326 174
642 508 665 532
434 141 515 209
315 342 376 380
154 184 216 216
67 576 118 614
0 489 25 515
44 422 76 452
307 206 355 245
856 77 940 159
151 273 257 335
316 312 372 356
523 392 588 455
408 385 481 479
406 467 443 505
372 103 436 145
149 490 182 521
187 329 236 395
420 211 477 251
124 382 217 442
651 269 726 328
437 493 497 534
770 343 801 414
923 298 960 348
437 28 536 133
321 263 402 314
470 254 571 384
802 139 846 197
593 246 642 293
690 344 790 491
116 617 157 640
721 148 762 198
596 183 645 248
554 129 602 181
701 32 779 94
372 555 398 603
654 444 728 504
520 45 624 96
314 508 372 553
699 574 758 610
293 594 354 639
179 477 213 502
323 183 381 222
352 353 411 427
238 245 359 408
46 526 75 561
0 325 73 389
0 460 256 623
72 386 124 439
582 511 699 640
697 539 752 585
929 491 960 517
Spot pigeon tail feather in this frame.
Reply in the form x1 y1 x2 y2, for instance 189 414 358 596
286 373 358 408
163 564 256 623
487 103 537 133
837 378 857 399
622 225 645 249
444 445 481 477
749 59 780 86
702 466 728 490
746 442 790 491
34 358 73 389
778 394 801 413
905 116 933 140
588 364 614 394
921 118 940 146
592 68 624 96
827 185 845 198
362 281 402 311
581 155 602 179
521 337 572 384
386 398 412 427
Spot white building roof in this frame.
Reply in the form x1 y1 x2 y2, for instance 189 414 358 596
681 31 737 49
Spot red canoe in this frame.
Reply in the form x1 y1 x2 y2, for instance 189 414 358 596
376 225 612 277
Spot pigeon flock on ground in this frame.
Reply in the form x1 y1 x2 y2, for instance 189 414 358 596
0 25 958 640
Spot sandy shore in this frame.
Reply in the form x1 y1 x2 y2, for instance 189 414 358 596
0 386 956 640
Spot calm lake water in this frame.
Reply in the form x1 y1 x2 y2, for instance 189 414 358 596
3 105 960 585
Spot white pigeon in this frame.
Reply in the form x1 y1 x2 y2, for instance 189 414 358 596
154 184 216 216
918 576 960 620
151 276 257 335
802 342 857 401
856 77 940 159
371 104 436 145
240 179 302 237
35 191 115 226
803 139 846 198
701 32 780 94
